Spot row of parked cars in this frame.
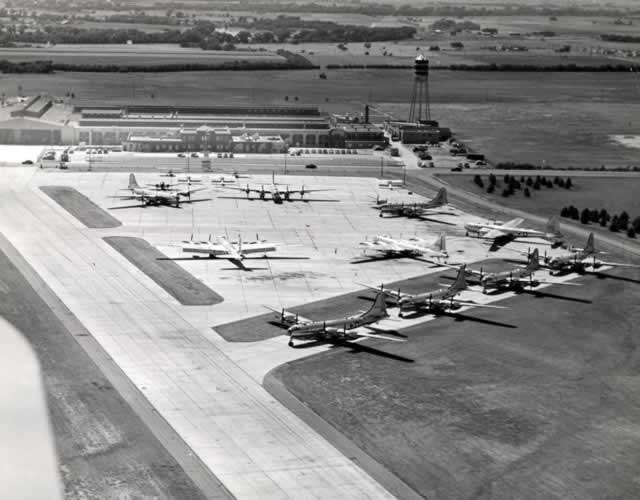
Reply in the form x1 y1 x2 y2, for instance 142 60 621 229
290 148 359 156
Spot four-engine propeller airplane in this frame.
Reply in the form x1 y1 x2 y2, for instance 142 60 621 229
361 266 506 317
375 188 456 220
219 173 333 204
443 249 579 293
358 233 449 262
110 174 209 209
269 292 404 348
465 215 564 250
178 234 302 270
537 233 640 274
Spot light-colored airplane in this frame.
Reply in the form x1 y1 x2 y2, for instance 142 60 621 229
465 215 563 248
270 292 403 347
376 188 454 219
221 173 332 204
362 265 505 317
181 234 281 270
377 179 404 189
542 233 640 274
359 233 448 261
112 174 208 208
177 174 203 183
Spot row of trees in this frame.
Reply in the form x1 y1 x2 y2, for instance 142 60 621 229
0 19 416 48
148 1 640 18
474 174 572 198
600 34 640 43
232 15 416 43
561 206 640 238
319 63 639 72
0 58 319 74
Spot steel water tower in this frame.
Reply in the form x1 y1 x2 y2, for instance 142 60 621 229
408 54 431 123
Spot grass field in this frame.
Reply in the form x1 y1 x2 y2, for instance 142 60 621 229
1 69 638 168
438 174 640 222
40 186 122 228
271 265 640 500
0 44 283 66
103 236 223 306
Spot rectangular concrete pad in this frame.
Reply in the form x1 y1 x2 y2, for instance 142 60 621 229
104 236 223 306
40 186 121 228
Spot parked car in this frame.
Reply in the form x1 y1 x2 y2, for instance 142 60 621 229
190 152 199 158
476 160 488 166
413 145 428 153
373 145 385 151
22 160 33 165
418 152 432 161
451 166 463 172
177 153 186 158
305 163 317 169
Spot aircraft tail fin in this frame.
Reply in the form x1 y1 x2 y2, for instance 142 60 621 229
546 215 562 237
361 291 388 321
128 173 140 189
449 265 468 293
432 187 447 206
584 232 595 254
527 248 540 271
430 232 447 255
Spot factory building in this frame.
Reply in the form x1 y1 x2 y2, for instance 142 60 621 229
384 120 452 144
0 99 390 151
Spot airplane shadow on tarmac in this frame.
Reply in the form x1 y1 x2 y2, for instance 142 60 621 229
589 271 640 285
290 339 415 363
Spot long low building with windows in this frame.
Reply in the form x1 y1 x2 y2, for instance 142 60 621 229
0 98 394 151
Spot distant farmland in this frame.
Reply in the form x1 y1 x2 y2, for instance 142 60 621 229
0 45 284 66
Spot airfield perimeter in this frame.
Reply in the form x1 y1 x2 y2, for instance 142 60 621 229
2 159 640 500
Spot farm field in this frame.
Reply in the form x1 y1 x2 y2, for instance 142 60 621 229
0 44 283 66
270 265 640 500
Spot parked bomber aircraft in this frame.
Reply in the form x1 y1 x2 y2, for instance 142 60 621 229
362 266 505 317
111 174 208 208
180 234 290 270
359 233 448 262
466 216 563 250
220 173 332 204
375 188 455 219
270 292 403 347
541 233 640 274
444 249 578 293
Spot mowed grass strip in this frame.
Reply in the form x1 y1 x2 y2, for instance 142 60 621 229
270 266 640 500
40 186 122 228
104 236 223 306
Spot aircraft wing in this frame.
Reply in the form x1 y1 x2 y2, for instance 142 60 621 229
590 260 640 268
179 186 209 196
220 185 271 194
237 242 278 255
455 301 508 309
356 282 409 300
263 305 312 326
356 331 406 342
182 242 229 256
359 241 399 252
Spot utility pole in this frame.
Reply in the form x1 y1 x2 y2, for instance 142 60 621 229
380 155 384 178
